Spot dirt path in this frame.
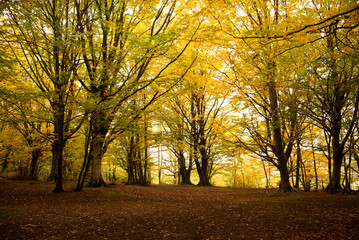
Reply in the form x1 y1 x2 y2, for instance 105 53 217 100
0 180 358 239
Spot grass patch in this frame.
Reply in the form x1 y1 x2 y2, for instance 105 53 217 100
0 207 24 219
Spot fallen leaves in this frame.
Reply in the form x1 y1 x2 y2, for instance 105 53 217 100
0 180 358 239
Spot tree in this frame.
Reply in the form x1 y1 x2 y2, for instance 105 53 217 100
207 0 359 192
161 62 229 186
0 64 53 180
74 0 200 188
0 102 49 180
122 100 151 185
4 0 85 192
209 0 304 192
1 0 358 192
303 1 359 191
160 96 194 185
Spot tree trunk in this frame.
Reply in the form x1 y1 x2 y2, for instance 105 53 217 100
184 168 192 184
178 150 192 185
178 154 186 184
127 165 136 185
196 158 211 186
0 149 11 176
29 149 41 180
53 113 65 193
278 160 293 192
268 76 293 192
295 158 300 189
294 140 301 189
48 151 58 182
343 156 351 191
76 124 92 191
158 169 161 184
179 167 192 185
312 140 319 190
344 141 353 192
137 148 146 185
88 111 109 187
196 133 211 186
193 144 211 186
124 134 148 185
143 114 149 185
112 164 117 181
332 126 343 191
262 160 269 189
126 136 136 185
354 152 359 191
88 134 106 187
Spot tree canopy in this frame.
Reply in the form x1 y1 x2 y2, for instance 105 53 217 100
1 0 359 193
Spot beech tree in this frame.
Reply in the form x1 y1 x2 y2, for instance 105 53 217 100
302 1 359 191
159 105 194 185
0 93 50 180
160 61 229 186
208 0 359 192
209 0 303 192
74 0 200 188
121 99 151 185
4 0 85 192
1 0 358 192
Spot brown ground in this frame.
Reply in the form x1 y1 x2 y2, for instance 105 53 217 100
0 179 358 240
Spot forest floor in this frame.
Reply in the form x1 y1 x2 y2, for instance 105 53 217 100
0 179 358 240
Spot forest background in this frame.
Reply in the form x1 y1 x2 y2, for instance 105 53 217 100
0 0 358 193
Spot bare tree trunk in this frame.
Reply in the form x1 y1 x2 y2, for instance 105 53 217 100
332 133 343 190
126 136 136 185
268 78 293 192
29 149 41 180
158 143 162 184
88 111 109 187
312 140 319 190
76 123 92 191
0 149 11 176
196 160 211 186
48 151 58 182
144 116 148 185
194 144 211 186
344 140 353 192
295 141 301 189
178 151 192 185
53 112 65 193
278 160 293 192
88 134 106 187
112 163 117 181
324 131 334 193
262 160 269 189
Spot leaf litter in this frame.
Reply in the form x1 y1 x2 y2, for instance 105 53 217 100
0 179 358 239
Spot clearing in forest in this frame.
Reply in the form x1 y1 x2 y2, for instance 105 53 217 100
0 179 358 239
